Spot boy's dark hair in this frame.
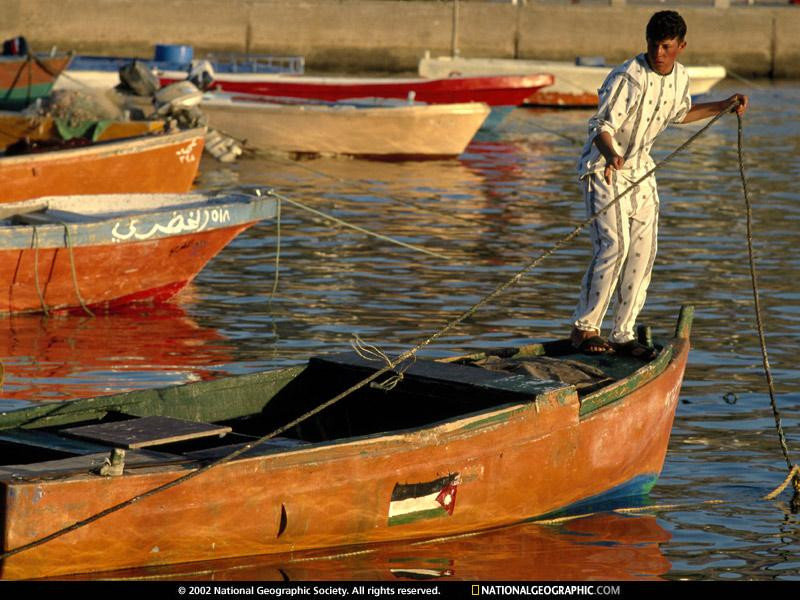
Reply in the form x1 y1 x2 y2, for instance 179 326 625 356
646 11 687 42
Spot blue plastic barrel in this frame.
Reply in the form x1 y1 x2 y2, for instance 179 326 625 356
154 44 194 64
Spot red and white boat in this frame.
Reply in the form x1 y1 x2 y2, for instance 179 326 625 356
419 55 727 107
160 70 553 107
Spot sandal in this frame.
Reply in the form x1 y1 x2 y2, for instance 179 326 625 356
573 335 614 355
612 340 658 361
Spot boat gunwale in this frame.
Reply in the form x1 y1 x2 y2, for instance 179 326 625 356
0 319 688 482
0 127 205 166
0 192 276 249
0 331 687 485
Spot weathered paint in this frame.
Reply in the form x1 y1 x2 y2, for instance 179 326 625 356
0 366 306 431
0 311 691 578
0 55 71 110
0 192 277 313
201 98 491 158
0 114 164 151
0 128 205 203
177 73 553 107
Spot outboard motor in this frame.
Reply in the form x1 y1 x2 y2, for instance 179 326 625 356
117 60 161 97
187 59 215 91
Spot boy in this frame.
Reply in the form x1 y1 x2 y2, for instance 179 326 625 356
571 10 748 357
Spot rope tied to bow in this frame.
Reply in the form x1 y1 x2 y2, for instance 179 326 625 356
351 334 415 391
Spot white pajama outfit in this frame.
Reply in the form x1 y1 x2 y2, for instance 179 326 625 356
572 53 691 343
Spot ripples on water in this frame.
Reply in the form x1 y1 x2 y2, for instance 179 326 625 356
2 81 799 580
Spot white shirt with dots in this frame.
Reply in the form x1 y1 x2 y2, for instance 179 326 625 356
577 53 691 181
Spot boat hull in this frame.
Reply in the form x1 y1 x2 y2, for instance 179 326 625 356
419 56 726 107
169 73 552 107
0 55 72 110
0 334 688 578
0 129 205 203
201 97 490 157
0 191 277 313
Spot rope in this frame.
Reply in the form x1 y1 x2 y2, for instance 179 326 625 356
726 69 769 91
267 193 282 304
265 189 454 261
261 154 479 226
0 100 739 563
351 334 415 391
2 54 31 101
763 465 800 501
31 226 49 314
736 113 800 498
62 223 94 317
524 118 583 145
31 226 50 317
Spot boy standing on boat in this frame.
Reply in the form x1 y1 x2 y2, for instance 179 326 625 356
570 10 748 357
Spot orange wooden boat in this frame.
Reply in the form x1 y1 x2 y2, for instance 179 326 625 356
0 306 692 579
0 111 165 151
0 190 277 314
0 54 71 110
0 128 205 203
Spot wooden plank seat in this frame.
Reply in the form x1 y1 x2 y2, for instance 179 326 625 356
61 415 232 449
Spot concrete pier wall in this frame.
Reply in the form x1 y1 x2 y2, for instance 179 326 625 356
1 0 797 77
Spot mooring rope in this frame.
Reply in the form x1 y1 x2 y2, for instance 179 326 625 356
264 189 453 261
2 55 31 102
524 117 583 145
736 113 800 499
268 195 282 304
0 100 750 563
261 154 479 225
62 223 94 317
31 226 50 317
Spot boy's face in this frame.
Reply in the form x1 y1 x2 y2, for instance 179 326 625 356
646 37 686 75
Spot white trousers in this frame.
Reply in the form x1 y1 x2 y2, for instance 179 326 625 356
572 172 659 344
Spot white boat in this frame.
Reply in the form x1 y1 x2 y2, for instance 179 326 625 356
418 54 727 107
200 93 490 158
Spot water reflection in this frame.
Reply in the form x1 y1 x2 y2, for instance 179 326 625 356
52 513 671 581
0 302 231 408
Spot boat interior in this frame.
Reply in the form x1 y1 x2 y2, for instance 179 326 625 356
0 337 663 479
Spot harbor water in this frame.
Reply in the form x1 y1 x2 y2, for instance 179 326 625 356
1 80 799 580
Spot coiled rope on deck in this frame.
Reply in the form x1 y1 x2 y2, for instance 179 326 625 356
1 99 784 563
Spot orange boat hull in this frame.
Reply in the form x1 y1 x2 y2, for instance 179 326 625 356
0 128 204 203
0 223 251 314
0 334 687 578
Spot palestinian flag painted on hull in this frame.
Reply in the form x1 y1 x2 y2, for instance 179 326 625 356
388 474 459 526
